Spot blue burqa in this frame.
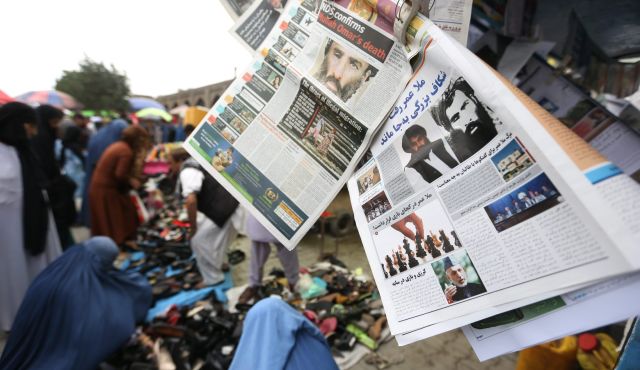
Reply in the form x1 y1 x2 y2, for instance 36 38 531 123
229 297 339 370
79 119 128 226
0 237 152 370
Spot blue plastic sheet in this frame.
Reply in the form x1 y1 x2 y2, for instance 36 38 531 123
145 271 234 322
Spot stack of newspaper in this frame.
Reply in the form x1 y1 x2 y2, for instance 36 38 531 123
185 0 640 360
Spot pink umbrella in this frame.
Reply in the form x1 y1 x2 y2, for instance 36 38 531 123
16 90 81 109
0 89 14 105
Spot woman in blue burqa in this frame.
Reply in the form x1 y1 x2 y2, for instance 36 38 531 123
79 119 128 226
0 236 152 370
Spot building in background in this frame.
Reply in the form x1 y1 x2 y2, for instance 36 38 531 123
156 79 233 110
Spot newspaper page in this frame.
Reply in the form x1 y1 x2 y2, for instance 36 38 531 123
186 0 412 249
392 41 640 349
346 18 640 336
231 0 291 51
220 0 254 20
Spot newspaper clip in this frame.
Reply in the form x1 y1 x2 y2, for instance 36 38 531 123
393 0 419 45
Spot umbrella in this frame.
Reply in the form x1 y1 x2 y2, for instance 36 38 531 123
169 104 189 116
0 89 14 105
16 90 81 109
169 105 208 117
81 109 119 118
136 107 172 122
128 97 165 111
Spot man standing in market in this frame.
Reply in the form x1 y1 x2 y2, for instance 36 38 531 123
169 148 242 285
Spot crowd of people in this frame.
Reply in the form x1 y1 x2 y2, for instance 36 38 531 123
0 102 154 332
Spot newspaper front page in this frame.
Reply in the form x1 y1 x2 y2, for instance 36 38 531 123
395 42 640 352
185 0 412 249
346 18 640 336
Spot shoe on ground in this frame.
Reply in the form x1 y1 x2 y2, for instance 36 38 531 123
238 286 258 305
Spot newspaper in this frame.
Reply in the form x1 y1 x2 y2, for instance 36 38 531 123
392 37 640 348
346 17 640 337
394 43 640 357
398 172 640 351
331 0 475 54
185 0 412 249
448 50 640 361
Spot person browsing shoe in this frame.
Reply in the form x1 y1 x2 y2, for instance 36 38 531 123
170 148 242 286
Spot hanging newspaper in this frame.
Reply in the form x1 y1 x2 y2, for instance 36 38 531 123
395 41 640 358
452 44 640 361
185 0 412 249
346 17 640 340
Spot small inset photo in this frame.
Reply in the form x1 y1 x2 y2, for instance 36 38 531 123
362 191 391 222
484 173 563 232
491 138 534 182
212 147 235 172
431 250 486 304
266 71 283 90
356 164 382 195
220 127 239 144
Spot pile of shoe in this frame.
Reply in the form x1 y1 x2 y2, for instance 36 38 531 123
299 262 389 353
105 294 243 370
117 198 199 303
236 259 390 356
135 195 190 247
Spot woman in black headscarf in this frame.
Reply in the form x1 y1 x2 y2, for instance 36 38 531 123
0 102 62 332
32 104 76 248
31 105 64 180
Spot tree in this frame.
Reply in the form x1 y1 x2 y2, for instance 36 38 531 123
56 57 130 112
